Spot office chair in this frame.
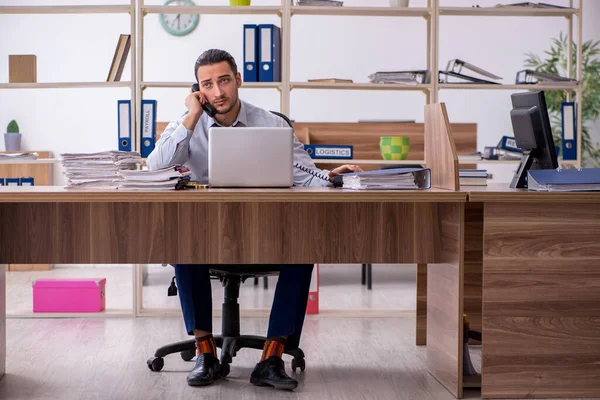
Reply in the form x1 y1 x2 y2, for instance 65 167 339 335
147 265 306 376
147 111 306 376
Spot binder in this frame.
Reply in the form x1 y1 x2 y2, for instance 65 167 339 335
528 168 600 191
561 102 577 160
515 69 577 85
20 177 34 186
339 167 431 190
243 24 258 82
141 99 157 158
304 144 353 159
306 264 319 315
445 59 502 80
439 70 500 85
257 24 281 82
0 178 4 186
118 100 132 152
6 177 20 186
497 135 522 153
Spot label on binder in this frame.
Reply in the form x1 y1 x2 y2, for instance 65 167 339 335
304 144 353 159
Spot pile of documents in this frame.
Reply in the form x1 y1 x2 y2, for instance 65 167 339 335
340 167 430 190
119 165 191 190
60 151 141 189
297 0 343 6
368 71 425 85
0 152 38 160
459 169 489 186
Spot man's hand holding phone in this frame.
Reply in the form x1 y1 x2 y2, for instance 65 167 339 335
183 84 207 131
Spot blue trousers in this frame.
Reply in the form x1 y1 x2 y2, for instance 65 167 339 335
174 264 314 350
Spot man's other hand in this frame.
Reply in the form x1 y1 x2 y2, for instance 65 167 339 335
328 164 363 179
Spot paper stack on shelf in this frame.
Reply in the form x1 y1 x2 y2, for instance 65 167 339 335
368 71 425 85
297 0 343 6
339 167 430 190
60 150 141 189
0 152 39 160
119 165 191 190
459 169 489 186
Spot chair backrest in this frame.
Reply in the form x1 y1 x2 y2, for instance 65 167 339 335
270 111 294 128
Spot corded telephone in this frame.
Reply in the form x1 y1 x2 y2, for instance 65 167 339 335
293 162 346 187
191 83 218 118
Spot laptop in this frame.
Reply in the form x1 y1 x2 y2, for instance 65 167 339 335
208 127 294 187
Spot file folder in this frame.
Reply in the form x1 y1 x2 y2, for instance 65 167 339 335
20 177 34 186
561 102 577 160
243 24 258 82
338 167 431 190
528 168 600 191
118 100 132 152
6 177 20 186
141 99 157 158
258 24 281 82
0 178 4 186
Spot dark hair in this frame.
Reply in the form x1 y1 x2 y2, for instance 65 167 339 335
194 49 238 79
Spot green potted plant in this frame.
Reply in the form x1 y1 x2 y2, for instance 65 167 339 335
523 32 600 167
5 119 21 152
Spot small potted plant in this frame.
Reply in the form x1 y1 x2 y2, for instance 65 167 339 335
5 120 21 152
4 119 21 151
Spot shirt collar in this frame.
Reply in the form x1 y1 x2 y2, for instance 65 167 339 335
205 99 248 128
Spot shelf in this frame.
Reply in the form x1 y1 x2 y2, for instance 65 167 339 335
313 159 425 165
438 83 579 91
0 82 133 89
291 82 431 91
142 5 281 16
0 5 132 14
141 81 279 90
291 6 431 17
439 6 577 17
0 158 60 165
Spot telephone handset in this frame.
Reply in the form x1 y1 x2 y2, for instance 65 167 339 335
294 162 344 187
191 83 218 118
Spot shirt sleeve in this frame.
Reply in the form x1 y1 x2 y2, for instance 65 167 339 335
146 113 194 170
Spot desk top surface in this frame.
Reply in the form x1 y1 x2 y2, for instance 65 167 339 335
0 186 467 203
464 183 600 203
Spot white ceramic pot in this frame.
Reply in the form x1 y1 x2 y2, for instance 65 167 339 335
4 133 22 152
390 0 409 6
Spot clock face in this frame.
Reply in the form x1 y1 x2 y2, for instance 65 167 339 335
160 0 200 37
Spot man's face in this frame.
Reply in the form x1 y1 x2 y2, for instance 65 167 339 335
196 61 242 116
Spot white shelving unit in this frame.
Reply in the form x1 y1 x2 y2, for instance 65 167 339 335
136 0 584 167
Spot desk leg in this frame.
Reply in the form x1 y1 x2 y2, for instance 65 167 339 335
427 203 465 399
416 263 427 345
482 202 600 399
0 263 5 379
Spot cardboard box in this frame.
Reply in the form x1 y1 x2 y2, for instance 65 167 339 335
9 55 37 83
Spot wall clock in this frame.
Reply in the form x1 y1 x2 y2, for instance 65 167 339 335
160 0 200 37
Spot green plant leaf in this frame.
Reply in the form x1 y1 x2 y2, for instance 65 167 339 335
6 120 19 134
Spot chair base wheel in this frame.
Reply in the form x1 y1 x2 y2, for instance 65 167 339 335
181 350 195 362
147 356 164 372
291 357 305 373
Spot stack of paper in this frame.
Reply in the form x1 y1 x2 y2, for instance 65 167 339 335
60 151 141 189
297 0 343 6
340 168 430 190
0 152 39 160
459 169 489 186
368 71 421 85
119 165 191 190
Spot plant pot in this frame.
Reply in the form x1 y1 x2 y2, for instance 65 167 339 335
390 0 409 7
380 136 410 160
4 133 22 152
230 0 251 5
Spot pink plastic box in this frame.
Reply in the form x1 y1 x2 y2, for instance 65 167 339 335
32 278 106 313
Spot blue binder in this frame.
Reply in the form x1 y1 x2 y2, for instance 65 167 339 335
243 24 258 82
20 177 34 186
0 178 4 186
257 24 281 82
528 168 600 191
141 99 157 158
561 101 577 160
6 177 20 186
118 100 132 152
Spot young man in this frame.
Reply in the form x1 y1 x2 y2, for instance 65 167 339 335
147 49 361 390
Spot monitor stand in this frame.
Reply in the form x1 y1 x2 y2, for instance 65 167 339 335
509 152 534 189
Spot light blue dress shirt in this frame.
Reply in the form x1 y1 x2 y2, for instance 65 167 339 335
146 100 331 186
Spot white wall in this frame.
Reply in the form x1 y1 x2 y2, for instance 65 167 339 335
1 0 598 185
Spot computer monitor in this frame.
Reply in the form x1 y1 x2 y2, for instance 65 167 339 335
509 91 559 188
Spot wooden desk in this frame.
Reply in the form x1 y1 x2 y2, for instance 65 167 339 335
0 186 469 388
464 184 600 399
